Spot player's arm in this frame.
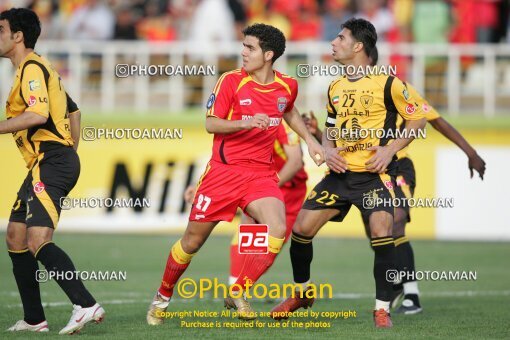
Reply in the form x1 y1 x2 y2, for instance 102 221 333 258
277 143 303 186
366 78 426 173
429 117 486 179
205 114 270 134
1 64 50 134
283 107 324 166
0 111 47 134
320 85 348 173
67 92 81 151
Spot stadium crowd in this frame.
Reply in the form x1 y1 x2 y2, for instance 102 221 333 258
1 0 508 44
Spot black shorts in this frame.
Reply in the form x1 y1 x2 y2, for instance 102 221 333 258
394 157 416 221
302 170 396 222
9 147 80 228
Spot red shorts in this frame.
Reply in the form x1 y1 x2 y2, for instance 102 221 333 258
189 160 284 222
281 180 307 239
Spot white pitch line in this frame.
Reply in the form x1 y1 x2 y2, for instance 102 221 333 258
5 290 510 309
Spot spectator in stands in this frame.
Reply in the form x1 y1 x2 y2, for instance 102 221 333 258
321 0 352 41
188 0 236 48
137 0 177 41
354 0 394 41
113 5 138 40
227 0 247 40
290 5 321 41
66 0 114 40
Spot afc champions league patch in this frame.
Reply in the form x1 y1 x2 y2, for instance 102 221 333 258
277 97 287 113
383 180 394 190
206 93 216 109
33 181 46 194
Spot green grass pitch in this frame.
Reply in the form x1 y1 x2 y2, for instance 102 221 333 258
1 234 509 339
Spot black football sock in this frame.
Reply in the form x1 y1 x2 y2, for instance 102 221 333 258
9 249 46 324
394 236 421 306
35 242 96 308
371 237 395 302
290 232 314 285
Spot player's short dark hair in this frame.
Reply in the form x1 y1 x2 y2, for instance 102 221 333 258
341 18 377 58
242 23 286 63
369 45 378 66
0 8 41 49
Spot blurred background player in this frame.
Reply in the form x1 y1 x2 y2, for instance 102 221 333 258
0 8 104 334
271 18 426 328
303 45 487 316
147 23 323 325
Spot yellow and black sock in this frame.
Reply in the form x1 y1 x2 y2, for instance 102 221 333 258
290 231 314 284
9 249 46 325
371 237 395 302
35 242 96 308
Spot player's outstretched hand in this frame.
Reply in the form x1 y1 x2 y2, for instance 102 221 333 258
469 153 486 180
307 139 325 166
184 185 196 204
245 113 270 130
324 146 347 172
365 146 394 173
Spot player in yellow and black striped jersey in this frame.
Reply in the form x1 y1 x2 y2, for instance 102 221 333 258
270 18 426 328
303 46 487 316
0 8 103 334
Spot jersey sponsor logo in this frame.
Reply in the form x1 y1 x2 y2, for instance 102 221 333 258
277 97 287 113
241 115 281 127
206 93 215 109
403 88 410 101
405 103 415 115
195 214 205 220
28 95 37 107
238 224 268 254
29 79 40 91
240 98 252 106
332 96 339 104
384 180 394 190
422 103 430 113
339 118 362 142
39 97 48 103
33 182 46 194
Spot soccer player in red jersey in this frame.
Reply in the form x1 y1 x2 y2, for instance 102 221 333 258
229 121 308 284
147 23 324 325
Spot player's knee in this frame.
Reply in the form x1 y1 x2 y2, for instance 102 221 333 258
180 237 203 254
392 208 407 237
6 223 27 251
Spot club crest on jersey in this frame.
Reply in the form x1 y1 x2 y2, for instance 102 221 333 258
33 182 46 194
405 103 415 115
28 95 37 107
360 95 373 109
29 80 40 91
277 97 287 112
422 103 430 113
206 93 215 109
